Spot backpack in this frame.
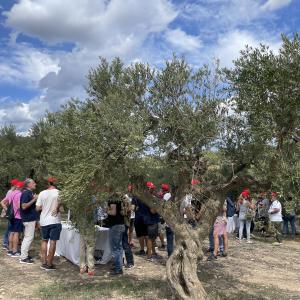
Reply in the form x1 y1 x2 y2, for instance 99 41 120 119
245 208 255 221
5 202 14 221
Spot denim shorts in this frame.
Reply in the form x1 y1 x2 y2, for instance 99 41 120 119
41 223 62 241
10 218 23 233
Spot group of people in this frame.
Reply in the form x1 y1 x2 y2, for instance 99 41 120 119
1 177 298 275
0 177 175 276
1 177 61 270
207 188 298 261
79 181 174 276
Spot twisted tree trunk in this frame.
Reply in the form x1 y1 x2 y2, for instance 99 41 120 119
166 232 207 300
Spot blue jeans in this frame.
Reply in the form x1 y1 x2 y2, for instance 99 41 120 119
3 221 10 246
283 215 296 235
209 229 224 252
122 225 134 265
239 219 251 240
166 226 174 257
109 224 125 272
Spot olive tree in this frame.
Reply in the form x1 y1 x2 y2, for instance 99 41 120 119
40 34 300 300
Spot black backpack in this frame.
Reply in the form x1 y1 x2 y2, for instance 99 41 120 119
5 202 14 221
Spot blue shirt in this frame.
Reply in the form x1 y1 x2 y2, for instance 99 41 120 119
132 197 149 221
20 189 39 222
143 207 160 225
226 197 235 217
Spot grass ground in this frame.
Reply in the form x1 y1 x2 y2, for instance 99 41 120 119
0 219 300 300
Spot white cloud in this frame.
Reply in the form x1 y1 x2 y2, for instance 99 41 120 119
213 30 281 67
0 45 60 87
165 28 202 52
0 93 60 134
4 0 177 48
181 0 263 34
260 0 292 11
1 0 178 133
0 0 293 134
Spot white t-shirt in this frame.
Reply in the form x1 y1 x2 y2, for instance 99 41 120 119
180 194 193 217
163 192 171 201
36 188 61 226
268 200 282 222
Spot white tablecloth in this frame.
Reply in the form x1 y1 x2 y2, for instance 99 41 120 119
55 223 111 266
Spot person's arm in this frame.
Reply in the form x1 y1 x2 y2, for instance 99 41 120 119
1 198 8 210
107 203 116 216
270 208 280 214
51 194 62 217
36 193 42 212
36 205 42 212
248 200 254 209
150 207 156 214
268 202 280 214
22 194 38 210
51 202 61 217
236 199 241 211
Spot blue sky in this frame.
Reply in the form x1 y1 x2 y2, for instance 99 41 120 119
0 0 299 134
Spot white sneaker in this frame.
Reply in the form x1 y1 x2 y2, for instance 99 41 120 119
246 240 253 244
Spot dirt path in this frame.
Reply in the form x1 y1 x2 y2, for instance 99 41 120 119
199 237 300 299
0 221 300 299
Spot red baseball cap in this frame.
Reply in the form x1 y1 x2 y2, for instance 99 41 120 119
241 189 250 198
191 179 200 185
47 176 57 183
271 192 278 197
161 184 170 191
146 181 155 189
15 181 25 188
10 178 19 186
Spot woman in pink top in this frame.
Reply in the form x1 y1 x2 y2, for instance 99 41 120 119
4 181 24 257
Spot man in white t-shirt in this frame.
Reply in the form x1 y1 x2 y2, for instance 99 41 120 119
36 177 62 270
268 192 283 244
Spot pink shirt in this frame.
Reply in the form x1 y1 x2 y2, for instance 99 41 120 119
7 189 22 219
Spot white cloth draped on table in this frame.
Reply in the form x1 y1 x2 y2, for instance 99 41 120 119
55 223 111 266
226 216 236 233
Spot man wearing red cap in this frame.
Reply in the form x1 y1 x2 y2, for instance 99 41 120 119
4 181 24 257
268 192 283 245
1 178 18 250
36 177 61 270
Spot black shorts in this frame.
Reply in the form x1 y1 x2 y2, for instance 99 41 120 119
134 218 148 238
147 224 159 240
41 223 62 241
10 218 23 233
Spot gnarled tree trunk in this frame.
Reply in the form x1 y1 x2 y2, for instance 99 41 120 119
166 232 207 300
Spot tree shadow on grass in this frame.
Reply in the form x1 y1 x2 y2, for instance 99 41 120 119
198 260 300 300
38 274 173 300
